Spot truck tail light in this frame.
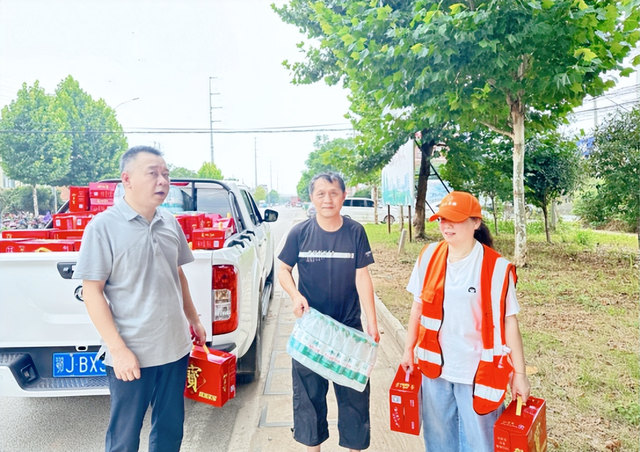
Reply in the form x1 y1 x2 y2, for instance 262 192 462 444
212 265 238 335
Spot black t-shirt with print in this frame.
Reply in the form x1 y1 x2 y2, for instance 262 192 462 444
278 216 375 329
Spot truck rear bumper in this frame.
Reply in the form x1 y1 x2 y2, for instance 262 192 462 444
0 342 237 397
0 353 109 397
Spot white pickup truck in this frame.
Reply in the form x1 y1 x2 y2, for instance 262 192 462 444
0 179 277 396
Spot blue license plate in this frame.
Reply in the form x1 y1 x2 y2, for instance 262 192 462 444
53 352 106 377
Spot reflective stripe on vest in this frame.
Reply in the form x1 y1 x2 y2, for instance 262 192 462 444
414 240 517 414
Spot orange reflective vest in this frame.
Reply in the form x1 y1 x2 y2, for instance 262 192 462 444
415 241 517 415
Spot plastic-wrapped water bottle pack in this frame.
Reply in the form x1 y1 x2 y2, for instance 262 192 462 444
287 308 378 392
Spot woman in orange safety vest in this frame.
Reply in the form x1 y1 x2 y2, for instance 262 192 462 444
400 191 530 452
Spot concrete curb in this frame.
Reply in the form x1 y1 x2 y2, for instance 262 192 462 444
374 293 407 351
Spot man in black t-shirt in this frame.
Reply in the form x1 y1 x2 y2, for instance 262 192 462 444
278 172 379 452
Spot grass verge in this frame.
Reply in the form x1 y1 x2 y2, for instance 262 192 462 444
365 221 639 452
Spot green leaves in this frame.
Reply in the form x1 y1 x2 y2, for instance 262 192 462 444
574 47 598 62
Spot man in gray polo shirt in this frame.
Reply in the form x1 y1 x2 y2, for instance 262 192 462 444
73 145 206 452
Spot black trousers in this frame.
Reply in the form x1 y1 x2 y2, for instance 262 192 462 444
105 354 190 452
291 358 371 450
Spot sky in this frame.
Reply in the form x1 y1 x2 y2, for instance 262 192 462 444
0 0 354 195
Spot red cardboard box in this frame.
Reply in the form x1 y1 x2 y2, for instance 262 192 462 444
1 239 76 253
494 396 547 452
90 197 114 205
69 186 90 212
52 229 85 240
89 182 117 198
203 213 222 228
184 345 236 407
53 213 76 230
89 204 111 213
74 214 94 229
389 365 421 436
213 217 235 233
0 239 28 253
2 229 51 239
191 228 231 250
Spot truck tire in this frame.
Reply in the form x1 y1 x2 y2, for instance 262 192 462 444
383 215 395 225
237 302 262 384
266 260 275 302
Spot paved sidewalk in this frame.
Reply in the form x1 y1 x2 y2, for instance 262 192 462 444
228 278 424 452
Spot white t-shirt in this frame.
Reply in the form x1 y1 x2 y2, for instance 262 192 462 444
406 241 519 384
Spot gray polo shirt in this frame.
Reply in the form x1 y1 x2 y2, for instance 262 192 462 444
73 199 195 368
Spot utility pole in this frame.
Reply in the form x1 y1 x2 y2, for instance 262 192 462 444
209 77 222 163
254 138 258 189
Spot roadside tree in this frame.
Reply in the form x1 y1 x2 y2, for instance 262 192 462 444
524 133 581 243
575 106 640 240
0 81 71 215
169 164 197 178
253 185 267 202
276 0 639 265
53 76 127 185
440 130 512 234
197 161 224 180
296 135 350 202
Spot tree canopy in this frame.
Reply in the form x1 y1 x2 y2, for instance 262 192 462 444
0 76 128 215
576 105 640 236
53 76 127 185
0 81 72 214
275 0 639 265
197 161 224 180
524 133 581 242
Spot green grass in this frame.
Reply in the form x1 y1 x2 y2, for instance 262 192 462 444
365 221 639 452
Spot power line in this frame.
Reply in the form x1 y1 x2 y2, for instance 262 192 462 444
0 126 354 135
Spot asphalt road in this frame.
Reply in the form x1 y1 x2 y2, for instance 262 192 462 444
0 206 298 452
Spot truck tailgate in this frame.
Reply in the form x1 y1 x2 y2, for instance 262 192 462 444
0 252 99 347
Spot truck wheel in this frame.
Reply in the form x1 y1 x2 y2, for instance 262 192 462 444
383 215 395 225
266 261 275 302
237 303 262 384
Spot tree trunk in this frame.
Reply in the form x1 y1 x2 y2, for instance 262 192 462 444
32 185 39 217
491 194 499 235
414 135 436 239
542 203 551 244
372 185 379 224
511 102 527 266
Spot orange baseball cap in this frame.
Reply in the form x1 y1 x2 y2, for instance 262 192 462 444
429 191 482 222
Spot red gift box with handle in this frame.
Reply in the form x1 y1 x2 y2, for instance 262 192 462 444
184 344 236 407
389 365 421 435
494 396 547 452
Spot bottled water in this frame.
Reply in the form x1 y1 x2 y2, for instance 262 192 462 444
287 308 378 392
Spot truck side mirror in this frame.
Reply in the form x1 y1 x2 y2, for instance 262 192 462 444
263 209 278 223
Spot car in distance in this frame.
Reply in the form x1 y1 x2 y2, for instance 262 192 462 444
340 197 399 224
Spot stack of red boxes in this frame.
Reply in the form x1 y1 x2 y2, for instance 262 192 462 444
389 365 421 436
184 344 236 407
175 213 234 249
89 182 117 213
0 236 76 252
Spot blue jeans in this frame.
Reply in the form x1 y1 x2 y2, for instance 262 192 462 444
421 375 504 452
105 354 190 452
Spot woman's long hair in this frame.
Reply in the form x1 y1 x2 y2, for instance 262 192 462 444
474 220 494 249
